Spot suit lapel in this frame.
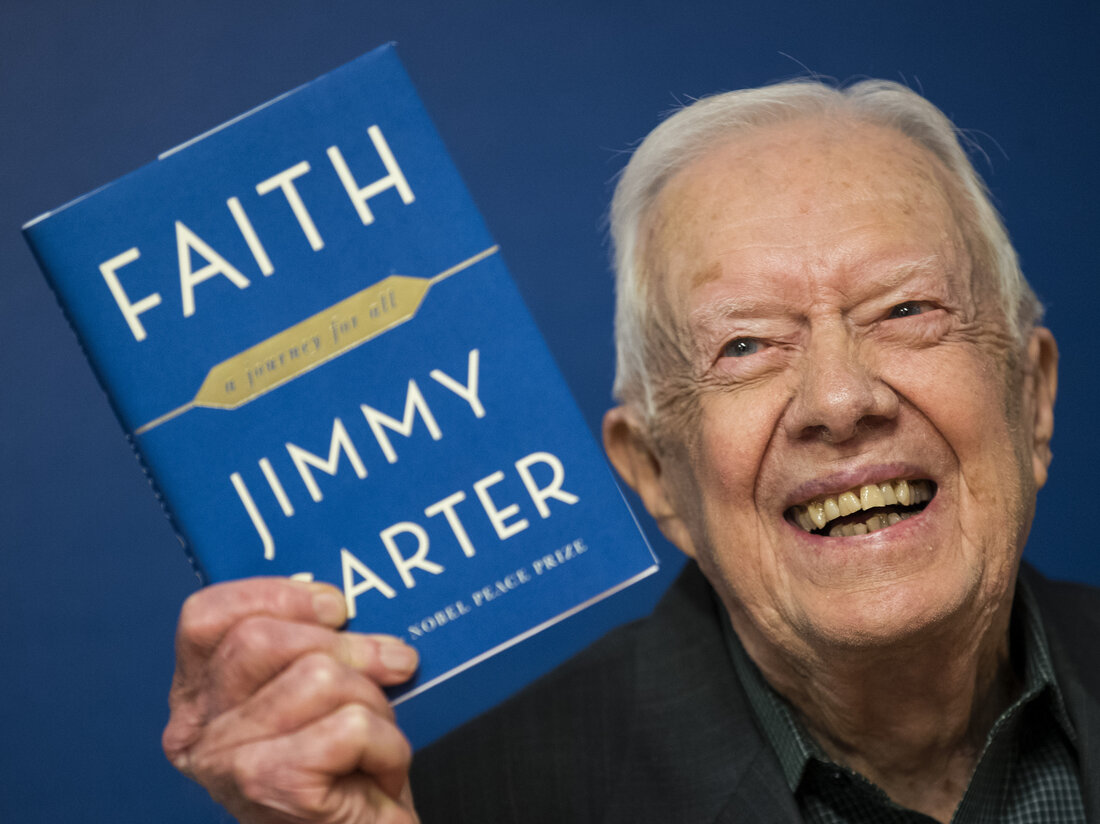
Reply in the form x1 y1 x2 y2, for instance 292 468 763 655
714 756 807 823
602 564 802 823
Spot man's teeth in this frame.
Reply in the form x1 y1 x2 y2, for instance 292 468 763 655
826 511 913 537
791 479 933 535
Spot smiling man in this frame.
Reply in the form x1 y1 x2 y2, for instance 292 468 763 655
164 80 1100 823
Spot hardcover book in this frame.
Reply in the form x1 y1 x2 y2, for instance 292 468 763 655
24 44 657 747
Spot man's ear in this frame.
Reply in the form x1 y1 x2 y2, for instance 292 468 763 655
1025 326 1058 489
603 406 697 557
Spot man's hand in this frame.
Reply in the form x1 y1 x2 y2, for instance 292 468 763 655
162 578 420 823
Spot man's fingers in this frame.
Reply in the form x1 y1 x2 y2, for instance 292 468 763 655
200 616 417 715
174 578 346 676
164 577 418 763
202 651 395 751
164 576 422 822
165 626 417 756
226 703 414 816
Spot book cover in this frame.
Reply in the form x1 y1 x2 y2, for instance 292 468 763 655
23 43 657 747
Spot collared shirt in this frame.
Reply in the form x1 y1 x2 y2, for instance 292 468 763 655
721 579 1086 822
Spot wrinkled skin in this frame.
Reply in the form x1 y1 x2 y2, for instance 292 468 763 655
604 119 1057 818
162 577 421 824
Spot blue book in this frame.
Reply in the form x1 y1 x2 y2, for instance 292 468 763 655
23 44 657 747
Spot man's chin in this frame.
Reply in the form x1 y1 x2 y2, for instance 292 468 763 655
783 573 982 654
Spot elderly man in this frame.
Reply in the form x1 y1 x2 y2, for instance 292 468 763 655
163 79 1100 822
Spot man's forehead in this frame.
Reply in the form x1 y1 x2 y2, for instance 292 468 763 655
654 118 951 231
646 117 966 300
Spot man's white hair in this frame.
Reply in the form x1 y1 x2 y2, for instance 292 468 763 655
609 79 1043 421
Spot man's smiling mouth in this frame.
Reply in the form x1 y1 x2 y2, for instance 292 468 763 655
786 479 935 537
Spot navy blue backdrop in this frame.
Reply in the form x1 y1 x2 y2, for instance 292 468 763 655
3 1 1097 820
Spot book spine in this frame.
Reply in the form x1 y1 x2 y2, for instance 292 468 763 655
23 229 209 585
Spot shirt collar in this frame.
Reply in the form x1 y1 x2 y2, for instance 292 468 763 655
718 574 1079 793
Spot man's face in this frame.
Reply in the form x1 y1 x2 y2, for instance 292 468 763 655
613 119 1056 664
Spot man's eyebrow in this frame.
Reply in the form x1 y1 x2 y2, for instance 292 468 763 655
866 255 945 291
690 296 781 329
688 255 945 329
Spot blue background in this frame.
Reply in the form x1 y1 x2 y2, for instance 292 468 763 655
3 1 1097 820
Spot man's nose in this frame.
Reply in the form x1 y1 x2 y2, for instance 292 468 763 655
784 326 899 444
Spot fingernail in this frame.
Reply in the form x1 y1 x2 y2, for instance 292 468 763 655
378 641 418 674
312 591 347 626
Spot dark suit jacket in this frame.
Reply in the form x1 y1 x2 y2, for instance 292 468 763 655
411 562 1100 822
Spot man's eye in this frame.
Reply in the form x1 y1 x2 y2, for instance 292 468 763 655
888 301 929 319
722 337 761 358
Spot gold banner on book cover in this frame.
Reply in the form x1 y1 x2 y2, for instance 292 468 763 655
135 245 498 435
